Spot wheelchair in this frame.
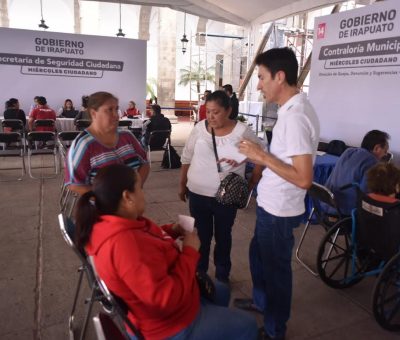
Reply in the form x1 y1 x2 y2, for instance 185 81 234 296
316 188 400 332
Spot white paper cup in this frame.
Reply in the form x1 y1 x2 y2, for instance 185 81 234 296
178 214 195 232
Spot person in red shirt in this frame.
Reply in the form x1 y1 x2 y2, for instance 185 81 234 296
198 90 211 122
122 101 140 118
75 164 257 340
28 96 56 131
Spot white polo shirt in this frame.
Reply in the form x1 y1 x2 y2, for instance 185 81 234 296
257 93 320 217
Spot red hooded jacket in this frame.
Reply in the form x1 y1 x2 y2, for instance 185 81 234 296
85 215 200 339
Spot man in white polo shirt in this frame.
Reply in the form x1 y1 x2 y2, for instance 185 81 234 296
236 47 320 340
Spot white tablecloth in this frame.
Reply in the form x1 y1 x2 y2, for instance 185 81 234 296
122 118 145 129
56 118 76 132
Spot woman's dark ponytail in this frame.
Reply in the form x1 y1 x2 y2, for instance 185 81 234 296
75 190 98 250
74 164 137 250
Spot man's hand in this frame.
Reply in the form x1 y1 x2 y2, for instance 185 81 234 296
238 139 266 165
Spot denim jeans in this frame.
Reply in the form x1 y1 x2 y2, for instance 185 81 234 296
250 206 302 338
129 281 257 340
188 191 237 281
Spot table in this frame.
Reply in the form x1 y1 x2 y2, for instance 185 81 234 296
121 117 145 129
56 118 75 132
304 153 339 221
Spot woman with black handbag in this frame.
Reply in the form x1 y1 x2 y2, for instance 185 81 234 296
179 90 263 284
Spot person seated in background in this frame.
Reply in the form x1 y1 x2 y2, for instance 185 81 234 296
366 162 400 203
222 84 239 120
28 96 40 115
198 90 211 121
65 91 149 196
324 130 390 215
28 96 56 131
3 98 26 130
142 104 171 148
59 99 78 118
75 163 258 340
74 95 90 123
122 100 140 118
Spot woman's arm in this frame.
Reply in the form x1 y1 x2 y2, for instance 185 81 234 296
137 163 150 186
179 164 190 202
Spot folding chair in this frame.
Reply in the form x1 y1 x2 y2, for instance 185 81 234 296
33 119 55 131
147 130 171 167
89 256 144 340
75 119 91 131
27 131 58 179
2 119 25 133
58 214 112 340
58 131 80 215
118 120 132 129
0 132 26 181
296 182 344 276
130 127 142 140
2 119 26 152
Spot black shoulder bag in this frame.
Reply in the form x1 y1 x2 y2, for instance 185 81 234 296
209 124 249 209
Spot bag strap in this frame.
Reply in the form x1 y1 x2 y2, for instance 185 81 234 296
206 120 221 173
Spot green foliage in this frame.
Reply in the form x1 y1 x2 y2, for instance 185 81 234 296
179 61 215 94
146 77 157 100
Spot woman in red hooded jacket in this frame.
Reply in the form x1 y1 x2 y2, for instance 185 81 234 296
75 164 257 340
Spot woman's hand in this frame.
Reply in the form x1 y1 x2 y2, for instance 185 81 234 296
178 185 189 202
172 223 185 235
218 157 245 169
183 229 200 251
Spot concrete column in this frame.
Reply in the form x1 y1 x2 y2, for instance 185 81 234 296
73 0 81 34
0 0 9 27
157 7 176 109
139 6 151 41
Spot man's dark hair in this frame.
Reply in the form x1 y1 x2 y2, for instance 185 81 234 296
37 96 47 105
255 47 298 86
81 95 89 109
151 104 161 115
8 98 18 107
222 84 233 95
361 130 389 151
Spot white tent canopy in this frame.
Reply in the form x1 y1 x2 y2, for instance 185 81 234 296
85 0 343 26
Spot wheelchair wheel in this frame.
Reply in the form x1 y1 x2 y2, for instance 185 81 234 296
317 217 364 288
372 252 400 332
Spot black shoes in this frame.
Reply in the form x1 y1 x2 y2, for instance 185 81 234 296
258 327 285 340
233 298 263 314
